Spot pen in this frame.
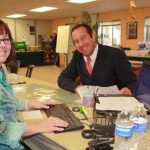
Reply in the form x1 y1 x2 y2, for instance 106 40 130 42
18 81 26 84
80 106 88 121
11 81 26 85
82 111 89 121
93 86 98 95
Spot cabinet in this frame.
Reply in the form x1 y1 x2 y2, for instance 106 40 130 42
16 51 44 66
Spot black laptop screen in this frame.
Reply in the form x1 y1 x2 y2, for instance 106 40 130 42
134 61 150 111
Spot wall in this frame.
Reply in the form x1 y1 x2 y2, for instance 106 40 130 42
36 20 52 45
51 7 150 51
15 19 35 45
2 7 150 65
51 17 79 33
50 8 150 65
50 17 79 65
98 7 150 50
1 18 52 46
1 18 16 40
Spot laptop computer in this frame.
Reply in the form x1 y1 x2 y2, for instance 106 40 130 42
134 60 150 112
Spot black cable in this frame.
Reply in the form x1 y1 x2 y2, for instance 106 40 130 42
80 116 106 120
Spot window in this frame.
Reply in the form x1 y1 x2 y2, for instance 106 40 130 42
144 17 150 50
145 17 150 42
98 20 121 47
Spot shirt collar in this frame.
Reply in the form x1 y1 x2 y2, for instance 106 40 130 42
84 44 98 62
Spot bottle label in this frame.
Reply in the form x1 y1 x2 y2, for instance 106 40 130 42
131 117 148 132
133 122 148 132
115 125 133 137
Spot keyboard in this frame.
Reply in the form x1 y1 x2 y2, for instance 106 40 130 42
45 103 84 133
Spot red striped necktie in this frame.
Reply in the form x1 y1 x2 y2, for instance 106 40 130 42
86 57 92 75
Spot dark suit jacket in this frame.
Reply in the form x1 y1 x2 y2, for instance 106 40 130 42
58 44 137 93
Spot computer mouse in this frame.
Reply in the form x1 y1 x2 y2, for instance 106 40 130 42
72 106 80 112
81 129 95 139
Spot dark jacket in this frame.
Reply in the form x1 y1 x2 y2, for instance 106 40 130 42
58 44 137 93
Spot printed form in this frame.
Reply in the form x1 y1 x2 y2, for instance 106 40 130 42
96 97 142 111
77 85 119 99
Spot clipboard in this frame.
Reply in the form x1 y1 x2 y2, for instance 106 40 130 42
94 94 149 115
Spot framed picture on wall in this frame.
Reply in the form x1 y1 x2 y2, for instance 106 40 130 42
30 26 35 35
127 21 138 39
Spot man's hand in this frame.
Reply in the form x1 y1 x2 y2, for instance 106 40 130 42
75 85 83 95
119 87 132 95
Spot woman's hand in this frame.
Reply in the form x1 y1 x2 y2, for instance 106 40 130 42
23 117 69 136
24 100 56 110
37 117 69 133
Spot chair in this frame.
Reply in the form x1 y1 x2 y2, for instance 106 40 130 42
6 60 20 74
25 65 35 78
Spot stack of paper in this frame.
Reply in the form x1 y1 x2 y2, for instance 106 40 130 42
77 85 119 99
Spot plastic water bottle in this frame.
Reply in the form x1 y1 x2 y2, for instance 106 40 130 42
115 108 134 145
130 103 148 132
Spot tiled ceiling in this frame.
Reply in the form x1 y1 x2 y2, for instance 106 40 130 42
0 0 150 20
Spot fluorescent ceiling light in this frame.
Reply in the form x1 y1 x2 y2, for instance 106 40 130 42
6 14 27 18
67 0 96 4
30 6 57 12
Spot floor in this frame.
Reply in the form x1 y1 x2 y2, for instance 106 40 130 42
18 65 65 84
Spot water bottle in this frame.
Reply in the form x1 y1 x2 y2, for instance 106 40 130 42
130 103 148 132
115 108 134 145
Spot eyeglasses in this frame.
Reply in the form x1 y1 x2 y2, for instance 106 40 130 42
0 39 13 45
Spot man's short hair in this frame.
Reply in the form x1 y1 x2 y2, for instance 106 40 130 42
71 23 93 37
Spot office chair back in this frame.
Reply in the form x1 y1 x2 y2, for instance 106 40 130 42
6 60 20 74
26 65 35 78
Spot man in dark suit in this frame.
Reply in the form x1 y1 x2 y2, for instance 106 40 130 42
58 23 137 95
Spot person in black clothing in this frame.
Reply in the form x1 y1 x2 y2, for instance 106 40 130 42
51 33 60 66
57 23 137 95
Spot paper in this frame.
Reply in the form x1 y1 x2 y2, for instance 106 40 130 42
96 96 142 111
74 99 83 104
96 86 119 94
23 110 43 120
77 85 119 99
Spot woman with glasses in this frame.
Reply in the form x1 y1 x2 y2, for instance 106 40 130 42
0 20 68 150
